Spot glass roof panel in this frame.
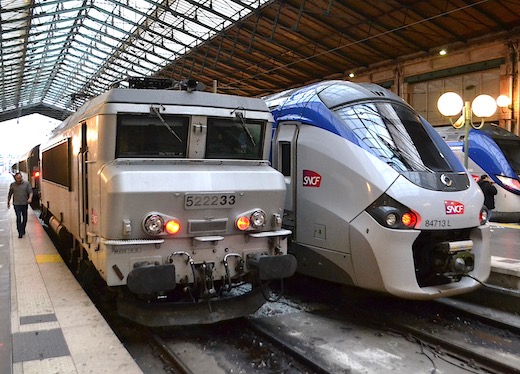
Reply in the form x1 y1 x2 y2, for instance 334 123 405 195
1 0 270 114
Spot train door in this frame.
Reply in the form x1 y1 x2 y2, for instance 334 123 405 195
273 123 299 234
79 122 91 244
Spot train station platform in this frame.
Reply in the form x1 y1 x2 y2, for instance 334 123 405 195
0 173 142 374
488 222 520 290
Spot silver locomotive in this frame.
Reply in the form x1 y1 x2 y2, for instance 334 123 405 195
40 78 296 326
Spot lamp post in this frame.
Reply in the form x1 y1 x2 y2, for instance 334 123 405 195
437 92 498 168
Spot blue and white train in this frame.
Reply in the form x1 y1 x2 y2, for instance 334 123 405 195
436 123 520 223
265 80 491 300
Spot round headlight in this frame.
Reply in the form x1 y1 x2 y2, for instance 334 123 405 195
143 214 164 235
250 210 266 228
236 216 250 231
165 219 181 235
385 213 398 226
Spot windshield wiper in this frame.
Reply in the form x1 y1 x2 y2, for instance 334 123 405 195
232 107 256 147
151 105 182 143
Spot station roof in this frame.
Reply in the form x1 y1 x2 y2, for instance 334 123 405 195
1 0 520 123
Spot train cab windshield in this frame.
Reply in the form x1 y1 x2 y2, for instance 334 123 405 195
116 113 265 160
332 100 453 173
116 114 189 157
481 124 520 177
206 119 264 160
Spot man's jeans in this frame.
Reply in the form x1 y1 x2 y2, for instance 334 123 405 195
14 205 28 235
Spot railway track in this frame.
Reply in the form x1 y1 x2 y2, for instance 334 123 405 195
141 285 519 374
147 317 329 374
304 283 520 374
363 299 520 373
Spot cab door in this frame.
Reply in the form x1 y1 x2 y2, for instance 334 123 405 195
78 122 90 243
272 123 299 233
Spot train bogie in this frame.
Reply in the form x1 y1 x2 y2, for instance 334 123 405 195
39 78 296 326
267 80 490 299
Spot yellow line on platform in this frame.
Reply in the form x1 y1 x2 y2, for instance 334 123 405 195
490 222 520 230
35 254 63 263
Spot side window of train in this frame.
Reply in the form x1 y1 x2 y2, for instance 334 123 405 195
42 139 72 190
116 114 189 158
205 118 264 160
280 142 291 177
18 160 27 173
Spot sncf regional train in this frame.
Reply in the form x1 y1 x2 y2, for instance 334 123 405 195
265 80 491 300
39 78 296 326
436 124 520 223
12 144 41 209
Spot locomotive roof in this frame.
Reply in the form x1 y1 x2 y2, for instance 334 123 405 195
51 88 271 135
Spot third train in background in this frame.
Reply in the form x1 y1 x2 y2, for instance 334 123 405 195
437 123 520 223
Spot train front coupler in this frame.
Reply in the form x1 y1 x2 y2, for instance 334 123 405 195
433 240 475 280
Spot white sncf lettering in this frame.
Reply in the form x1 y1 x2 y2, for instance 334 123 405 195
303 170 322 187
444 200 464 215
446 205 464 214
303 175 321 186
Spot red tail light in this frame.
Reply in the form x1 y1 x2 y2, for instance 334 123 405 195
401 212 417 227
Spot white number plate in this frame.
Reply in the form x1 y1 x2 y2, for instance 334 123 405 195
185 193 236 209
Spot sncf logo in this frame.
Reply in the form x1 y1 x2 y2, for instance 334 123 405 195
444 200 464 215
303 170 322 187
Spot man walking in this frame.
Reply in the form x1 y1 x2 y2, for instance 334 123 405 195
7 172 33 238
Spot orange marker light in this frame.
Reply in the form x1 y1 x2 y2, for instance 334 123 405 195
33 171 40 178
165 219 181 235
401 212 417 228
236 216 250 231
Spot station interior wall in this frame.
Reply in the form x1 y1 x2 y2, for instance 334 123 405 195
352 39 519 134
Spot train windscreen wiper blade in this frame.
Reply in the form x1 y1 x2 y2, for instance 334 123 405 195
232 107 256 147
150 105 182 143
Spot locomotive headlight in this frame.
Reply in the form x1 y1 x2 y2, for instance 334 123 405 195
250 210 266 228
236 209 267 231
236 216 251 231
366 193 419 229
143 214 165 235
385 213 398 226
165 219 181 235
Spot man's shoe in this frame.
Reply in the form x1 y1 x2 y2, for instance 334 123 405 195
18 234 22 238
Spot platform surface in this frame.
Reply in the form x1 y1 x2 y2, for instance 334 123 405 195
0 173 142 374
